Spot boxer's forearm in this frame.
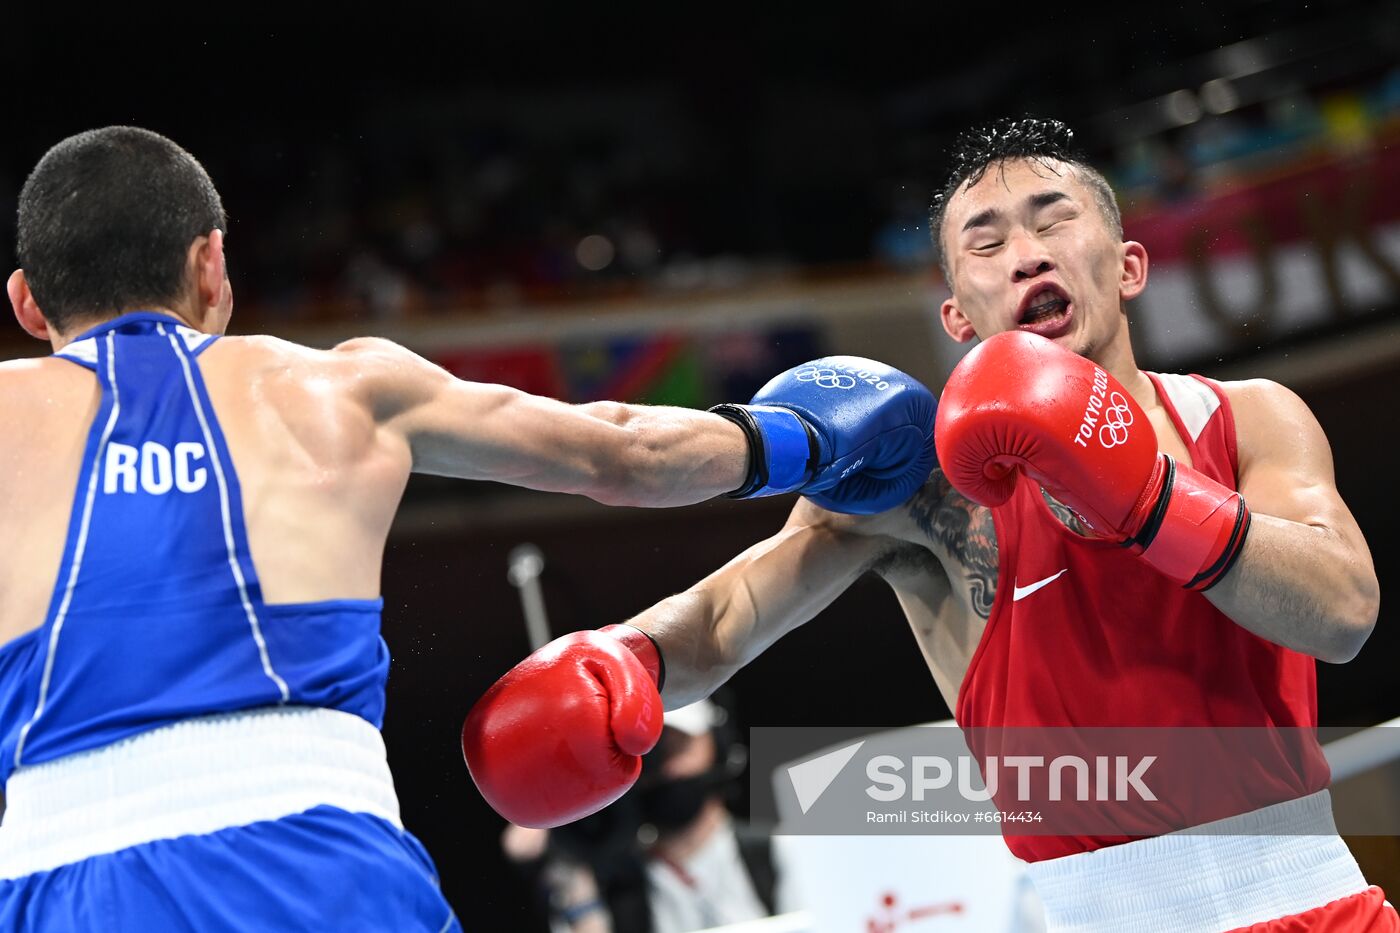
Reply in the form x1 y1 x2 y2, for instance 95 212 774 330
1205 513 1378 663
627 523 892 706
571 401 751 506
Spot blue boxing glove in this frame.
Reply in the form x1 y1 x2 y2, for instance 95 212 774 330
710 357 937 514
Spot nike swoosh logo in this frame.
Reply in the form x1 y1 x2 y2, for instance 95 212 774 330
1012 569 1069 601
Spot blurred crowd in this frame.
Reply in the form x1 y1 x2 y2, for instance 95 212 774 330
501 697 796 933
2 58 1395 327
236 65 1400 322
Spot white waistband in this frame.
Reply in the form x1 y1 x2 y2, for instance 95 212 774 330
1026 790 1367 933
0 706 402 880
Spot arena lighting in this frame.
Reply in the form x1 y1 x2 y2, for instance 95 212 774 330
1164 89 1204 126
1213 38 1272 81
1200 78 1240 115
1092 14 1375 145
576 233 616 271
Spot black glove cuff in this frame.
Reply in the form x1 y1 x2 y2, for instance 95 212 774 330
708 403 769 498
616 623 667 693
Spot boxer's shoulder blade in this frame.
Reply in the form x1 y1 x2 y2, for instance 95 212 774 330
199 335 387 467
194 335 406 604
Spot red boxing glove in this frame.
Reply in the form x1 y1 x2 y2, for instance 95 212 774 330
462 624 664 828
935 332 1250 590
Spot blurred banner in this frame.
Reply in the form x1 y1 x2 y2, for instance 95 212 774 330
1126 128 1400 366
430 325 826 406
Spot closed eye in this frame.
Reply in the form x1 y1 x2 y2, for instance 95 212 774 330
973 241 1003 251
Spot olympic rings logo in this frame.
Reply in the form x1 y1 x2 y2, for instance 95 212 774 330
1099 392 1134 448
796 367 857 390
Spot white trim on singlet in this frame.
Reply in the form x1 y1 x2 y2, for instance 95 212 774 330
55 336 99 367
1152 372 1220 443
173 323 216 355
160 324 290 702
0 706 402 879
14 332 124 768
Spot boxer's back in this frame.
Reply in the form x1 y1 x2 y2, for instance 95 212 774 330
0 313 408 778
0 318 409 651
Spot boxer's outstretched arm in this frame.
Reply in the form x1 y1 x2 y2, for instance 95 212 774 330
626 501 901 706
336 337 747 506
464 499 901 826
1208 380 1378 663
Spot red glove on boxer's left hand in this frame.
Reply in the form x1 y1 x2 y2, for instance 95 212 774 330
463 624 664 828
935 331 1250 590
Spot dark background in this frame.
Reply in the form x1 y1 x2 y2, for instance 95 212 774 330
8 5 1400 928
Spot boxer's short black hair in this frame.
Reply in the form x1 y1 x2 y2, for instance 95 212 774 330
928 117 1122 276
17 126 226 333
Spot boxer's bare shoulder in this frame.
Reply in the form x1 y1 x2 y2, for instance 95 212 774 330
0 354 102 395
0 356 101 475
1218 377 1365 550
197 334 407 497
0 358 105 646
1216 378 1340 499
1218 378 1328 469
0 355 67 377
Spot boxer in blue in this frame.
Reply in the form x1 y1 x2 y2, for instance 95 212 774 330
0 127 936 930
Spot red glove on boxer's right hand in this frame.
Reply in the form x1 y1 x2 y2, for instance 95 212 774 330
463 624 664 828
935 331 1250 590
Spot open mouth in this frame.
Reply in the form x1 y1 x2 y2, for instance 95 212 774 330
1016 286 1073 337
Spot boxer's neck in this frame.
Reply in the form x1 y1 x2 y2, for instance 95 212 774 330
49 304 211 353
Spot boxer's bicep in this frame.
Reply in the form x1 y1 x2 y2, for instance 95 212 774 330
405 382 632 487
335 337 625 484
1210 380 1377 659
1232 380 1369 554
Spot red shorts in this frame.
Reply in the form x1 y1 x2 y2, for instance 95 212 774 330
1225 886 1398 932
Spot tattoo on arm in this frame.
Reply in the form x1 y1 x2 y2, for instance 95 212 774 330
1039 489 1091 537
904 470 999 619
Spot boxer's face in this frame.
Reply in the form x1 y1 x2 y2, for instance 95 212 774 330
939 158 1147 363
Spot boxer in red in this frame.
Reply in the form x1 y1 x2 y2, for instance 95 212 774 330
467 118 1394 931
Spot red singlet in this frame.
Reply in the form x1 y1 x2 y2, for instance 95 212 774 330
957 371 1329 861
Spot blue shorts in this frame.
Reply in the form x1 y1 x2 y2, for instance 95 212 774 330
0 806 461 932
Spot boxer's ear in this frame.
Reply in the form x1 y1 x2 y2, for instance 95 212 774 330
1119 240 1148 302
8 270 53 342
941 297 977 343
189 230 229 319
